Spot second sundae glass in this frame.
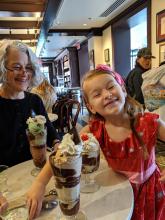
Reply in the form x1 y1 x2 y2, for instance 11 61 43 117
80 133 100 193
49 133 86 220
26 115 47 177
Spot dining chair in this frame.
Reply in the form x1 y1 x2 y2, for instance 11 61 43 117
52 98 69 133
60 99 81 133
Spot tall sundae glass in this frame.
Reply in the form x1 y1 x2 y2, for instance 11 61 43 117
49 133 86 220
80 133 100 193
26 115 47 176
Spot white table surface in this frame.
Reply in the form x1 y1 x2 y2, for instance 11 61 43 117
3 158 134 220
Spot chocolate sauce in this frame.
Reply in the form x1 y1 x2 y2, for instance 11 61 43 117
30 145 46 168
59 198 80 216
82 153 100 174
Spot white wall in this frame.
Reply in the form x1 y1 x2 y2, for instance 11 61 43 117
88 27 113 69
102 26 113 68
151 0 165 67
88 36 103 68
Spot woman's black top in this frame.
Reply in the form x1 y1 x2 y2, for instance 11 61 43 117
0 92 58 167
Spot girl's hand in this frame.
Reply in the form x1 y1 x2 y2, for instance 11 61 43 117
159 169 165 182
0 194 8 214
26 181 46 220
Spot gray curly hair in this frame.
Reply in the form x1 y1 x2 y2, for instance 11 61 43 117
0 39 44 87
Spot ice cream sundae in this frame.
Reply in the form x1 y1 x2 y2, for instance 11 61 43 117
80 133 100 193
81 133 100 174
26 115 47 171
49 133 82 217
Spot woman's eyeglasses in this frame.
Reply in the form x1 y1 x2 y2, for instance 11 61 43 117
6 65 34 74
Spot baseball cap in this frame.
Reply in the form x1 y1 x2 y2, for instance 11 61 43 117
137 47 156 59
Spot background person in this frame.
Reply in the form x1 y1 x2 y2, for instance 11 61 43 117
125 47 155 105
31 78 57 113
142 62 165 170
142 61 165 122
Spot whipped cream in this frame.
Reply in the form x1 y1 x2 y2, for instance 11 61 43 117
81 133 100 152
54 133 82 164
26 115 46 135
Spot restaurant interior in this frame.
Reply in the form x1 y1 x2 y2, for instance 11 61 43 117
0 1 165 219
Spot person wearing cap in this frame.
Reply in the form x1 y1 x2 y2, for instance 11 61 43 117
125 47 155 105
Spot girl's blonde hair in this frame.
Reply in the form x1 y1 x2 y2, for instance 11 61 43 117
0 39 43 87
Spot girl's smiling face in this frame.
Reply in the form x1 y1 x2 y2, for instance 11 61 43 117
83 73 127 119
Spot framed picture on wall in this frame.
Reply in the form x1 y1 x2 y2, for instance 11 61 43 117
159 43 165 64
104 49 110 62
156 9 165 43
89 49 95 70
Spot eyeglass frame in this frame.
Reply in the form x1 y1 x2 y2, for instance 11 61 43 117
5 65 34 74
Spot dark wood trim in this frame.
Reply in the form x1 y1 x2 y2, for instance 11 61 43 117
48 27 102 38
0 34 38 40
41 57 55 61
0 3 45 12
0 21 41 29
48 29 90 36
36 0 63 56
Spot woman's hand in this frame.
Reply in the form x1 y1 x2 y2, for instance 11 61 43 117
0 194 8 214
159 169 165 182
26 181 46 220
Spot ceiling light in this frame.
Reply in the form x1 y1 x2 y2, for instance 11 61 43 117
83 23 87 26
56 21 61 25
34 12 41 18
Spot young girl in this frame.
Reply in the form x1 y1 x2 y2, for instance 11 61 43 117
80 64 165 219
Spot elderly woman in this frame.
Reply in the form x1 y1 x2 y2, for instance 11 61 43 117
0 39 61 215
0 39 60 167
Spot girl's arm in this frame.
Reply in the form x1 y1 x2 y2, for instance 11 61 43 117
157 119 165 142
0 193 8 214
27 160 53 220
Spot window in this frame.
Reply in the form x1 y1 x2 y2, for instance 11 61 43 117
41 66 50 81
130 8 147 69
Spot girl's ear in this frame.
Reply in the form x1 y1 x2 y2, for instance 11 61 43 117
86 102 96 114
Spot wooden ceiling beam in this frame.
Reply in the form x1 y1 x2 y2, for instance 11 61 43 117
0 21 41 29
0 34 38 40
0 0 45 3
0 3 44 12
